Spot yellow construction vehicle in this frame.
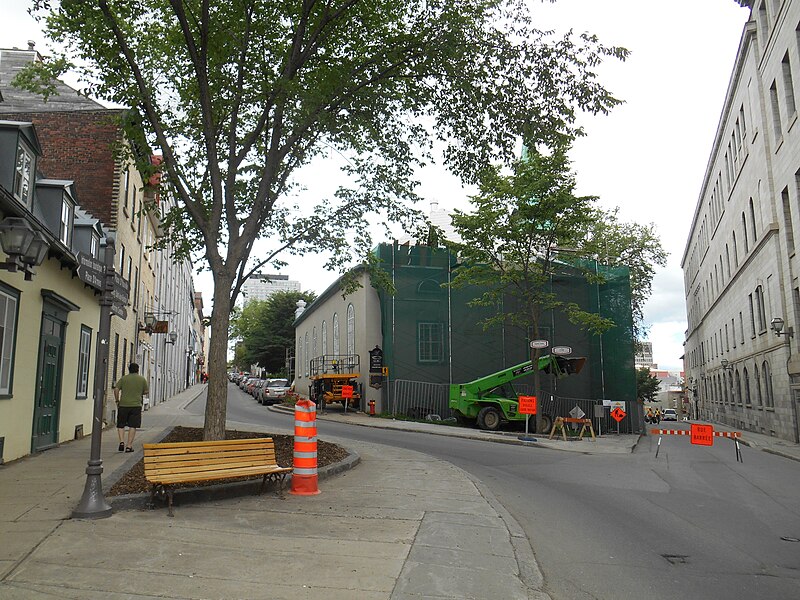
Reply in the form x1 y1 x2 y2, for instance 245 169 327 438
309 354 361 409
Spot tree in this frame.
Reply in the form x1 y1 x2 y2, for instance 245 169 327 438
447 141 616 432
636 367 660 403
23 0 627 439
231 290 317 374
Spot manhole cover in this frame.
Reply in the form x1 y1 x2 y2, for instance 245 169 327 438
662 554 689 565
780 536 800 543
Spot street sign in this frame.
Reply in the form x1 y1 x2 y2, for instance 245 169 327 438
110 303 127 319
690 423 714 446
530 340 549 349
569 405 586 419
611 407 626 422
552 346 572 355
518 395 537 414
341 385 354 399
111 273 130 305
76 252 104 291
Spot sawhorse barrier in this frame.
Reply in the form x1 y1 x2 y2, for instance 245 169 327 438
549 417 596 442
651 426 743 462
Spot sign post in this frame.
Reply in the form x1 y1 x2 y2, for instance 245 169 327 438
517 395 537 442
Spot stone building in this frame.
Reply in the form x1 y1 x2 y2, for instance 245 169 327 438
682 0 800 442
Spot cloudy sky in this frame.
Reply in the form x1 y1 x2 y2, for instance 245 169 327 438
1 1 752 370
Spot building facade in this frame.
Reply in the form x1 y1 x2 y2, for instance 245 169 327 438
682 0 800 442
242 273 301 304
635 341 655 369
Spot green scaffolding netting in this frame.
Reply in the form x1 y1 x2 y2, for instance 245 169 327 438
374 243 636 403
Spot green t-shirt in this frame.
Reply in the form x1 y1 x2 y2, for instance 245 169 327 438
115 373 149 408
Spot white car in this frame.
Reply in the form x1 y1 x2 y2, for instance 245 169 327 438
662 408 678 421
261 378 290 405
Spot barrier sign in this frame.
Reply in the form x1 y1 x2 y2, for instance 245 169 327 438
340 385 354 399
690 423 714 446
611 407 626 422
518 395 537 415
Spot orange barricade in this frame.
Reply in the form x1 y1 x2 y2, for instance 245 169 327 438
291 399 321 495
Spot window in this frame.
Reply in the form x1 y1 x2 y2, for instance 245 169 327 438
76 326 91 398
742 212 749 253
418 322 444 363
743 367 751 406
90 233 99 259
782 52 796 117
346 304 355 356
296 340 302 380
123 169 130 212
312 326 317 360
770 80 782 142
119 244 126 274
783 186 795 252
762 361 774 408
749 198 758 244
732 231 739 266
735 370 742 406
13 141 34 206
59 199 73 246
0 285 19 395
749 294 756 338
754 285 766 332
304 332 309 376
332 313 339 355
321 321 327 355
754 364 762 407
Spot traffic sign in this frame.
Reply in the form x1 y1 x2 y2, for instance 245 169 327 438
518 395 537 414
569 405 586 420
341 385 354 399
690 423 714 446
76 252 104 291
530 340 549 349
552 346 572 355
611 407 626 422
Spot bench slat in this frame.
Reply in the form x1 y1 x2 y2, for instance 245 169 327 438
147 458 278 474
145 449 278 465
148 465 292 485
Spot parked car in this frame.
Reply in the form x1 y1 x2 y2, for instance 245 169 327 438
261 378 290 405
662 408 678 421
240 376 257 391
250 378 268 399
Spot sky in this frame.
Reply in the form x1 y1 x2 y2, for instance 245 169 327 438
0 0 752 371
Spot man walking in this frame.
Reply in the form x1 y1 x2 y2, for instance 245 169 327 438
114 363 149 452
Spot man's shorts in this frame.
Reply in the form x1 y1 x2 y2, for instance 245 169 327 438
117 405 142 429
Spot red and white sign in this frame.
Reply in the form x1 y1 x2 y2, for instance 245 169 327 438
518 395 537 415
610 407 626 422
340 385 354 399
690 423 714 446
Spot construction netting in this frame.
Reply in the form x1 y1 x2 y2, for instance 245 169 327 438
374 243 637 421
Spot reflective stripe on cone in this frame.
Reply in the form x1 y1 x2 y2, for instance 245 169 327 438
291 399 320 495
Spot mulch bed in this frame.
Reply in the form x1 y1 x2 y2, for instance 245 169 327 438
107 426 349 496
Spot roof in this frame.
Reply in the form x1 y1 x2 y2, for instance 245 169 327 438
0 48 105 112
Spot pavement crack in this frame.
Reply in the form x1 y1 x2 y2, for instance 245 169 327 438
1 520 65 583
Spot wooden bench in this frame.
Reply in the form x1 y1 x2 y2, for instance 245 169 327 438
143 437 292 516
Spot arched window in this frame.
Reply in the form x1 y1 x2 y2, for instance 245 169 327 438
754 363 762 407
749 197 758 244
742 212 749 253
312 327 317 362
762 361 774 408
321 320 328 356
332 313 340 355
304 332 310 376
725 244 731 277
743 367 751 405
346 304 355 356
732 231 739 266
735 370 742 406
296 339 302 380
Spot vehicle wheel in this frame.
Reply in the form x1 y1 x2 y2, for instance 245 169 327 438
537 414 553 434
477 406 502 431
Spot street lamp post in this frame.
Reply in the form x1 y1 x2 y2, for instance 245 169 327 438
73 237 115 519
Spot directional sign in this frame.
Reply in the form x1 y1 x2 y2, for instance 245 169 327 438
518 395 537 415
76 252 104 291
610 407 626 422
530 340 549 349
110 303 127 320
552 346 572 355
111 273 130 305
340 385 354 399
690 423 714 446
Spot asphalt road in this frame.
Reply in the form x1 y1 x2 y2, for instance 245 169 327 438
201 385 800 599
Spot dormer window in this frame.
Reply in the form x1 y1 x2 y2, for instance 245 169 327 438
13 141 34 206
59 197 73 246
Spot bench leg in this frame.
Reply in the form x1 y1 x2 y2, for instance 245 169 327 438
167 488 175 517
259 474 268 495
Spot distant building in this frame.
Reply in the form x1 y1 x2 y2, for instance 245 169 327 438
635 341 655 369
242 273 300 304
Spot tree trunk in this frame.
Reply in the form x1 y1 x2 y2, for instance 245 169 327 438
204 278 234 440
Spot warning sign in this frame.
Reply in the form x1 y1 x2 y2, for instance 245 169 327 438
690 423 714 446
610 407 626 422
340 385 354 399
518 396 537 415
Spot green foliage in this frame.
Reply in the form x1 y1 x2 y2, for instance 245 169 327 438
636 367 660 403
230 289 317 373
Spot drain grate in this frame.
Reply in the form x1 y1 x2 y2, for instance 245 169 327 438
662 554 690 565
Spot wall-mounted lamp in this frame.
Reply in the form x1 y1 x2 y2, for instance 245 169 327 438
770 317 794 338
165 331 178 345
138 311 157 333
720 358 734 371
0 217 49 281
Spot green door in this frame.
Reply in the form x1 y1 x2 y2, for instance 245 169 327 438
32 315 64 452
